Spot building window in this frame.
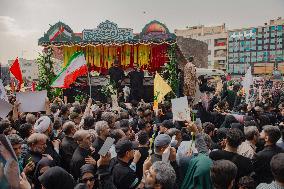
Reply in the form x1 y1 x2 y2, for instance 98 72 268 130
251 57 257 62
271 33 275 38
270 45 275 50
264 45 268 50
276 50 283 56
271 26 275 30
208 50 211 55
258 46 262 50
270 38 276 43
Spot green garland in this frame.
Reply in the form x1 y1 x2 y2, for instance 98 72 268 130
36 47 62 99
162 44 179 98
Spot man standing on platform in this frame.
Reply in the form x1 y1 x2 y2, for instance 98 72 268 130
183 56 197 98
128 63 144 102
108 59 124 91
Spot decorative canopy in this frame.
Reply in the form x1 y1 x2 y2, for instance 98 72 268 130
140 20 176 41
82 20 134 42
38 21 81 45
38 20 176 46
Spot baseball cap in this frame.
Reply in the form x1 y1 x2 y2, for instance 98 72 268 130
154 134 171 147
115 138 138 155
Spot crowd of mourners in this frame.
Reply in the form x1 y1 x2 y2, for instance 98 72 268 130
1 77 284 189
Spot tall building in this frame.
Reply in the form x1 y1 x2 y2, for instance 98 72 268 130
8 58 39 82
227 17 284 75
175 24 227 69
0 64 10 85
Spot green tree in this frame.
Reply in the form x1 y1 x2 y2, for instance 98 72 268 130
162 44 179 99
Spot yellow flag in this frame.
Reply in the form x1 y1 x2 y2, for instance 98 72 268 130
154 73 172 104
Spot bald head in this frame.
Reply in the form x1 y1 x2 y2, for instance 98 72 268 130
26 113 36 125
62 121 76 136
73 130 89 142
73 129 91 148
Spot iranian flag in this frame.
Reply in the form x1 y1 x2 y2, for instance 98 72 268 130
49 26 65 42
51 51 88 88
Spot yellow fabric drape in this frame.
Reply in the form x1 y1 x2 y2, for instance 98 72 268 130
125 44 131 67
63 44 154 70
93 45 101 67
138 44 150 67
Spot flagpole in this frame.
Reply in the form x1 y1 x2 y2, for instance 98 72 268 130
87 71 92 98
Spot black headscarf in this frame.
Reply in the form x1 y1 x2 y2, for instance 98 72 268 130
80 164 96 178
34 157 56 180
39 166 75 189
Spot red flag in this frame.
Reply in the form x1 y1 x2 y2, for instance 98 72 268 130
31 81 36 91
9 57 23 89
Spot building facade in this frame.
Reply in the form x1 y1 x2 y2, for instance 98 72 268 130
8 58 38 82
227 18 284 75
0 64 10 85
175 24 227 69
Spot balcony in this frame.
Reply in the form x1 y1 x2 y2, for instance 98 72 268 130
214 56 227 61
214 45 227 50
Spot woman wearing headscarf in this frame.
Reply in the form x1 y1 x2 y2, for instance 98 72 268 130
79 163 116 189
38 166 75 189
33 157 55 189
80 164 96 189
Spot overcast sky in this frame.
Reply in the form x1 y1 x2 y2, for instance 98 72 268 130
0 0 284 65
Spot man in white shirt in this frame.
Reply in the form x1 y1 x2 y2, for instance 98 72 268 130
238 126 259 159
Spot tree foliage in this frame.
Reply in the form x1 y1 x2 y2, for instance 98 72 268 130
36 47 62 99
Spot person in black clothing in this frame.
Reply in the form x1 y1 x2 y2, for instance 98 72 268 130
128 63 144 102
38 166 75 189
209 128 252 185
150 134 179 187
253 125 283 185
60 121 78 172
33 116 62 166
79 164 97 189
198 75 215 93
136 131 149 181
23 133 48 183
112 138 141 189
108 59 124 90
92 121 110 161
210 160 238 189
71 130 96 181
33 157 56 189
137 119 152 138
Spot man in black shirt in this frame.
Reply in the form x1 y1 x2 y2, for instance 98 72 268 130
71 130 96 181
92 121 110 161
60 121 78 172
112 138 141 189
108 59 124 90
128 64 144 102
136 131 149 181
253 125 283 185
209 128 252 185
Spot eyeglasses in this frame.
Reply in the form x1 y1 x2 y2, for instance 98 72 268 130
82 176 95 183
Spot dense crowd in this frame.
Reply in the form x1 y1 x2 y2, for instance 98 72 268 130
1 77 284 189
